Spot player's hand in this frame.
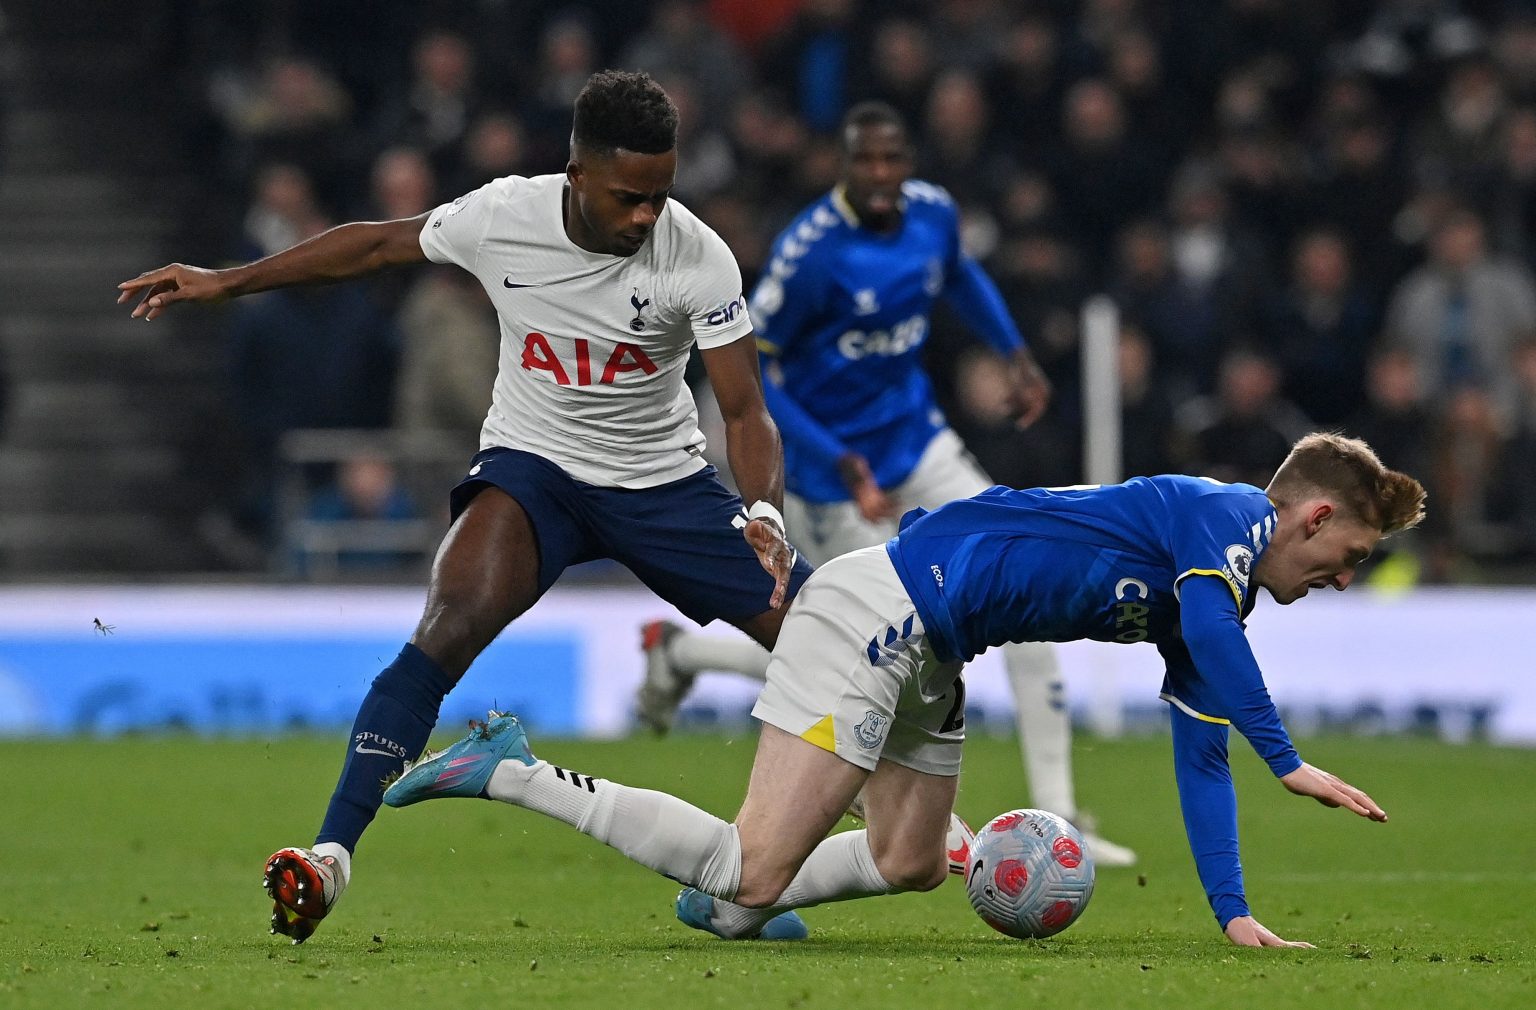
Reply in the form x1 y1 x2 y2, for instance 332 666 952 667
1224 915 1315 948
1279 762 1388 822
837 454 897 524
744 516 794 610
1008 350 1052 429
117 263 232 320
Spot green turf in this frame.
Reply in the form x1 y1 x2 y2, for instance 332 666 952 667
1 730 1532 1009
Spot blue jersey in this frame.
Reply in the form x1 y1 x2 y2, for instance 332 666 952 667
886 476 1301 928
750 182 1024 502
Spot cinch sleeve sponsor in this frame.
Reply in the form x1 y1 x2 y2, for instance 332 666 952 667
683 227 754 349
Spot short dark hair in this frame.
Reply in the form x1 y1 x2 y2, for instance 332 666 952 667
572 70 678 156
1268 432 1426 534
839 101 907 150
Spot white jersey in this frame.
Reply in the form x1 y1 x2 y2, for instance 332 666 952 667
419 173 753 488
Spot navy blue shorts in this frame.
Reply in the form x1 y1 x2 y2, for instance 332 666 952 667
450 448 813 626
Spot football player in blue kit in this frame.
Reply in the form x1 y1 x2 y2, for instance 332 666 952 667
388 433 1424 947
635 102 1138 865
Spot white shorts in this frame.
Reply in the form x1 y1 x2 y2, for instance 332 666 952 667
783 427 992 565
752 545 965 776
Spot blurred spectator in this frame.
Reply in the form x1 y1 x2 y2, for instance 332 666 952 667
1261 227 1376 425
523 16 600 164
239 162 323 261
621 0 748 125
1383 206 1536 412
860 18 935 131
443 112 529 196
228 217 400 538
368 146 437 220
1344 347 1433 479
949 349 1076 489
300 453 421 573
759 0 859 134
1045 78 1168 273
1172 348 1313 487
207 55 360 206
1490 106 1536 273
1427 382 1507 577
374 30 478 181
1412 56 1509 199
1492 340 1536 555
661 75 736 202
393 267 499 446
1116 322 1177 478
919 69 1005 209
986 12 1071 155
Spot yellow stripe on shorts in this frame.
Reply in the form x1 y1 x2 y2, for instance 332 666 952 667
801 714 836 753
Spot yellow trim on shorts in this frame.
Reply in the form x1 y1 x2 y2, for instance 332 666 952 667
1160 691 1232 726
801 714 837 753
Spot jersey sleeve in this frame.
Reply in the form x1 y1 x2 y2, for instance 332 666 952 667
749 228 829 358
420 181 503 270
1161 576 1301 777
1163 675 1250 929
942 257 1027 355
1168 484 1273 609
676 225 753 350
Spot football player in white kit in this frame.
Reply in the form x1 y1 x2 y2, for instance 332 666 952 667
636 103 1136 866
118 71 811 944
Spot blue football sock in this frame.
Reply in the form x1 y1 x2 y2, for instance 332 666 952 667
315 643 453 852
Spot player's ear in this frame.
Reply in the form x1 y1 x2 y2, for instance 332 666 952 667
1306 501 1334 536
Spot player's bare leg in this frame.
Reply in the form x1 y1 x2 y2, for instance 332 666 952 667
266 488 543 942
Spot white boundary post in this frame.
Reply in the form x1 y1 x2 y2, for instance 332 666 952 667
1080 295 1125 738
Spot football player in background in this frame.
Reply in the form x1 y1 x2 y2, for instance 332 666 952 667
635 101 1136 866
118 71 809 943
389 433 1423 947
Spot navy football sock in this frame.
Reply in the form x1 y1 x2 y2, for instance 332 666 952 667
315 643 453 852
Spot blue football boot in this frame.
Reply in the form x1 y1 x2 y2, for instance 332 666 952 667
675 887 808 941
384 712 534 807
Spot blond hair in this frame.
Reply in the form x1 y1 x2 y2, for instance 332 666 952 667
1267 432 1426 534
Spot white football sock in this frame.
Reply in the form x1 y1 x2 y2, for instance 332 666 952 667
709 829 895 939
669 633 771 681
312 841 351 888
1003 641 1077 820
486 759 741 897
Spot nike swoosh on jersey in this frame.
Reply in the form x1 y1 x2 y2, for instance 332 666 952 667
503 278 539 288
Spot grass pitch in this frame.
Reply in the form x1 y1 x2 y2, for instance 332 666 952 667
1 730 1532 1009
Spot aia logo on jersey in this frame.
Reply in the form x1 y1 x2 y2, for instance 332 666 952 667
520 332 658 386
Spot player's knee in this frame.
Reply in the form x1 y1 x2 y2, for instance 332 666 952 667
874 848 948 893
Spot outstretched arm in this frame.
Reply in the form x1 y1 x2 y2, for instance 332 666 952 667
759 357 896 523
118 214 431 320
703 334 794 609
941 257 1051 428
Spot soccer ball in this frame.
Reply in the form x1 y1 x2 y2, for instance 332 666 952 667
964 808 1095 939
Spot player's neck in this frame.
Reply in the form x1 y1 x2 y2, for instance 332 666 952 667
561 184 609 256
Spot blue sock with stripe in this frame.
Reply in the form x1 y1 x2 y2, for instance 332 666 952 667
315 644 453 852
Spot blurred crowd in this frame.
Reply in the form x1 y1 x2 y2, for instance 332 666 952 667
172 0 1536 582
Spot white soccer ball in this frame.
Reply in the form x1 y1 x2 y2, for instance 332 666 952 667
964 808 1095 939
